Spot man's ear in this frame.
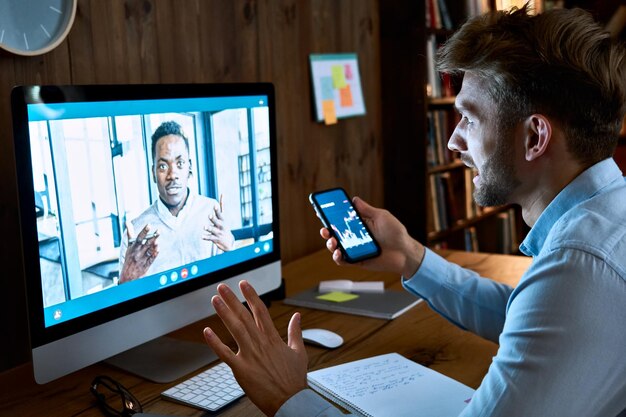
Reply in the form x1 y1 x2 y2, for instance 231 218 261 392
188 159 193 177
524 114 552 162
151 165 156 183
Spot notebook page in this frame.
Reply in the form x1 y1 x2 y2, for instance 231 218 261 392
307 353 474 417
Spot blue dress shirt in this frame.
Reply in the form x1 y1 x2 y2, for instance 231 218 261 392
277 158 626 417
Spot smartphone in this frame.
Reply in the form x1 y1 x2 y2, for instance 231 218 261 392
309 187 381 263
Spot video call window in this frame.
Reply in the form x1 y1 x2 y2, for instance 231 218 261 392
30 106 272 309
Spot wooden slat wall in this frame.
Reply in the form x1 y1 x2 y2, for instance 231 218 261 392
0 0 383 371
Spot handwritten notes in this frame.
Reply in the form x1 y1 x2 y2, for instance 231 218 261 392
307 353 474 417
318 355 423 399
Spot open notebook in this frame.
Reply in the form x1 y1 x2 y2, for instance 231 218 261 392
307 353 474 417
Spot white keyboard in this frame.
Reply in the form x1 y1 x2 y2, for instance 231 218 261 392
161 362 245 412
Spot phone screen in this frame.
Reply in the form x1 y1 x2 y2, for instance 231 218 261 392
309 188 381 263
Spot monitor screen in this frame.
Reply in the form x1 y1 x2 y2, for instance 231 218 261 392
11 83 281 383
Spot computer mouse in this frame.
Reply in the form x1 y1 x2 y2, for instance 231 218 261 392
301 328 344 349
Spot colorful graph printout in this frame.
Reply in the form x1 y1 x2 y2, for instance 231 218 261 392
310 53 366 125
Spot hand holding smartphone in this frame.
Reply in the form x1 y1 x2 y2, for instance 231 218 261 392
309 188 381 263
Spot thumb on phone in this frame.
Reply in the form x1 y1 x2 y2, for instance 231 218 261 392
352 196 375 218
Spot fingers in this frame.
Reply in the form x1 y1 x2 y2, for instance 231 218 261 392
203 327 236 364
144 242 159 265
135 224 151 243
212 285 255 349
319 227 331 239
126 221 136 240
206 210 224 232
332 248 346 265
214 202 224 221
287 312 305 352
352 196 376 219
132 230 159 260
239 280 280 339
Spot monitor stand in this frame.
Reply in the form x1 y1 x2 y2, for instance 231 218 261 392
104 336 218 383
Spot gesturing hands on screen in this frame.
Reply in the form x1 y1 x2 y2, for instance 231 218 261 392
203 280 308 416
203 194 235 251
119 223 160 284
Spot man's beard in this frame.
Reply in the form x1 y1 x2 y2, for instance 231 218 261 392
473 126 521 207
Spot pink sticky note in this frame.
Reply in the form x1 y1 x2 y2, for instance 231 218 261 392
345 64 353 80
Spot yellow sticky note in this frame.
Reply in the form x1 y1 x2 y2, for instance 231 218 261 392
322 99 337 125
339 85 353 107
331 65 347 89
316 291 359 303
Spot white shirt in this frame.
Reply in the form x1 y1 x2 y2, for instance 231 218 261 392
119 192 221 278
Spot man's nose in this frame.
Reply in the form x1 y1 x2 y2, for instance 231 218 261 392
166 166 178 179
448 126 467 153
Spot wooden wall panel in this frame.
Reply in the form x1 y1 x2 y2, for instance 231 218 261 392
0 0 383 372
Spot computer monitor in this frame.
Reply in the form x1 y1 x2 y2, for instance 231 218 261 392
11 83 282 384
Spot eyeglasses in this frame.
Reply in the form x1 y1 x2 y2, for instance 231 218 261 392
90 375 143 417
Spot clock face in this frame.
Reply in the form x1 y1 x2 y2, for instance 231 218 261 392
0 0 77 56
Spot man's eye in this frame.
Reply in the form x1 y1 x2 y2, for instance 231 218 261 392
158 164 167 171
461 115 474 125
177 161 184 169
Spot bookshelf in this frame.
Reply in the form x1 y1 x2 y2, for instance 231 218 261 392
380 0 528 254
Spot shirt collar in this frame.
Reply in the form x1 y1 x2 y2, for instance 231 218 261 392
519 158 623 256
156 189 193 228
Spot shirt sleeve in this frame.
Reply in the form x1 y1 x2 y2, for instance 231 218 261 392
275 389 348 417
459 248 626 417
402 248 513 342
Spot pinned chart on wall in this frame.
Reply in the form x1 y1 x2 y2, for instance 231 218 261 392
310 53 366 125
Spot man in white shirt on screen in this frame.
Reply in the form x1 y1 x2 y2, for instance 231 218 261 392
118 121 235 283
201 6 626 417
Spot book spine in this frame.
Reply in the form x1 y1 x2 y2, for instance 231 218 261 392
438 0 454 30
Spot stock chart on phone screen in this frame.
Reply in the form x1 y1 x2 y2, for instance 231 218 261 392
317 189 378 259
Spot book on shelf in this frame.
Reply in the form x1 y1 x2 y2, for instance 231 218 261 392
464 226 479 252
466 0 490 17
496 208 519 254
427 174 440 233
308 352 474 417
426 110 458 167
437 0 453 30
425 34 439 97
463 167 482 218
426 0 455 30
429 174 446 232
428 171 465 233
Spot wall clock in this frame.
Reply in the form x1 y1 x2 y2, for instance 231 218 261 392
0 0 77 56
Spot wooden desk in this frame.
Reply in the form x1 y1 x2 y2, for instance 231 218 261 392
0 250 531 416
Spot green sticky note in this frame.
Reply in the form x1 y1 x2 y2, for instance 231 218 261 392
331 65 347 89
317 291 359 303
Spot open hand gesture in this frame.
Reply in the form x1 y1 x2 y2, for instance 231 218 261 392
119 223 159 284
203 281 308 416
203 194 235 251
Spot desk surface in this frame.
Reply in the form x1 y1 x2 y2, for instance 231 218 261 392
0 250 531 416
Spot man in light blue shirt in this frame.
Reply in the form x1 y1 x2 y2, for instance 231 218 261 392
201 6 626 416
